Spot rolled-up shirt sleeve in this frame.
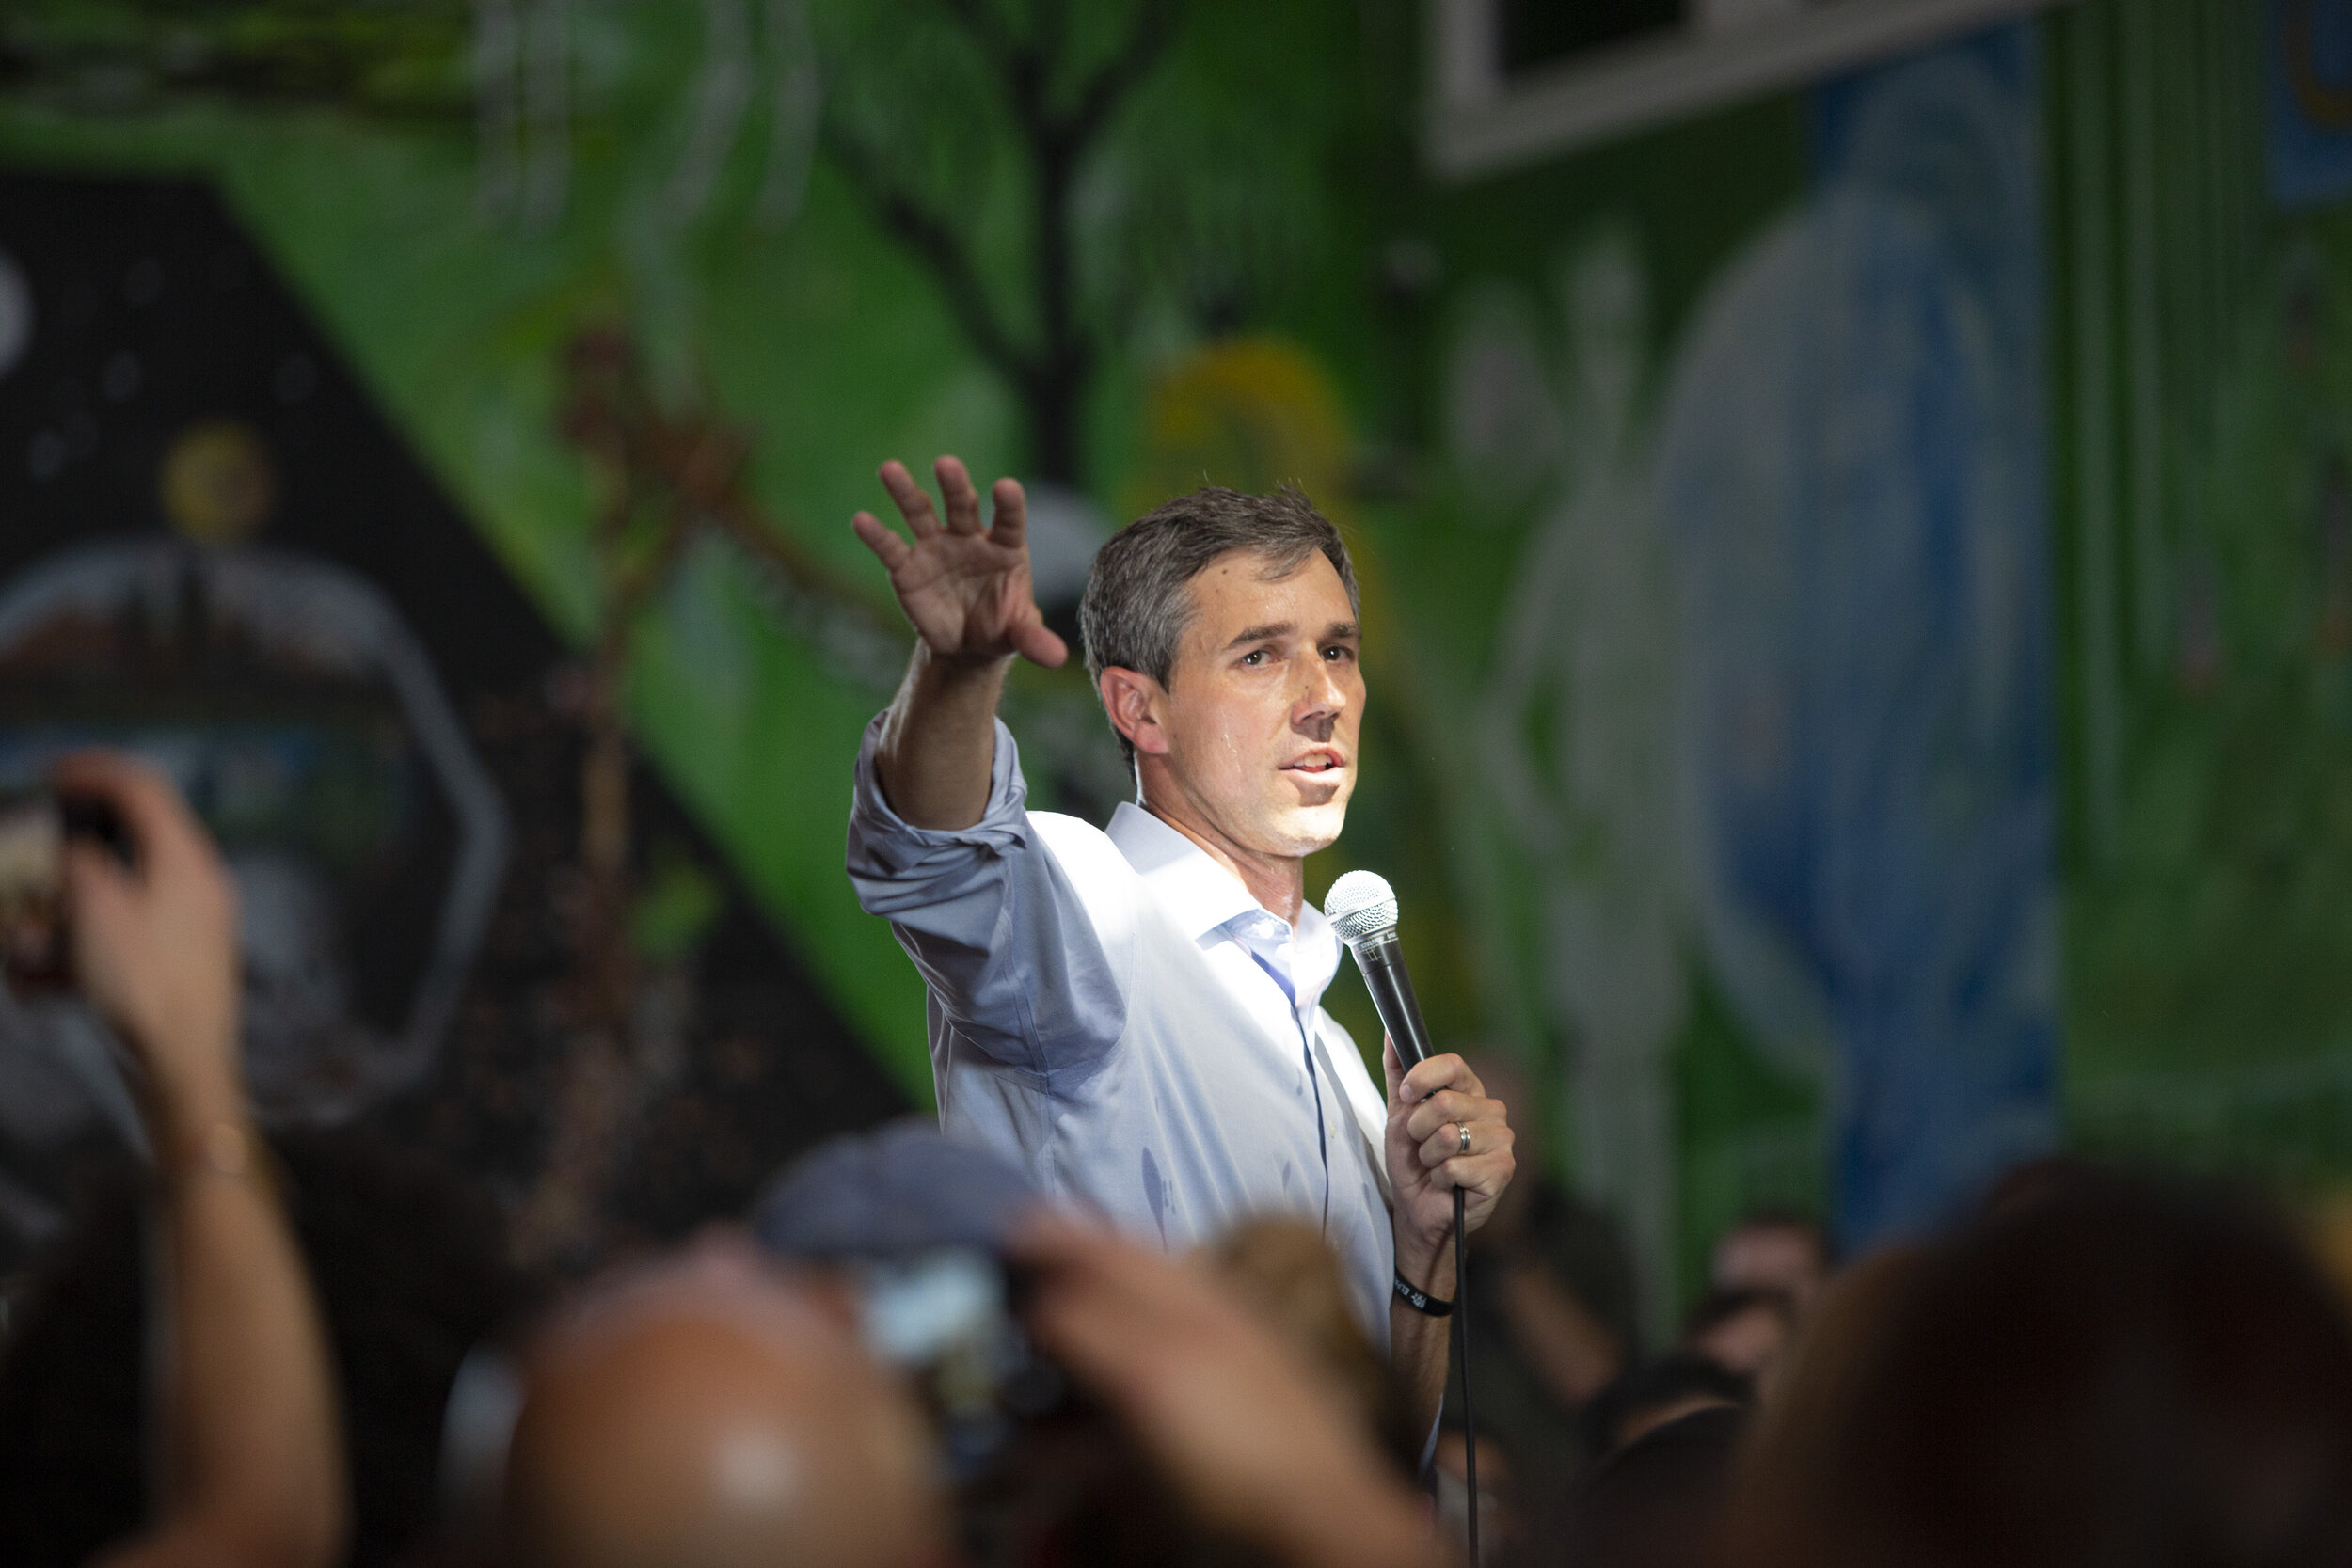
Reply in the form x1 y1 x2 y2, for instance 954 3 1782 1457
846 714 1126 1078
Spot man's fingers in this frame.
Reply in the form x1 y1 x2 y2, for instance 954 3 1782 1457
878 460 942 538
1400 1052 1484 1105
1418 1155 1517 1229
1403 1088 1500 1145
1010 619 1069 670
1418 1117 1513 1171
987 476 1027 547
1405 1086 1483 1128
1400 1051 1481 1099
934 456 984 535
1422 1150 1517 1197
850 511 914 572
1460 1150 1517 1198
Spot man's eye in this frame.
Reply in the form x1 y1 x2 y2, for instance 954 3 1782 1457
1324 644 1356 661
1242 649 1268 667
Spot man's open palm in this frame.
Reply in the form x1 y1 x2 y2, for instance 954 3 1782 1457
853 456 1069 669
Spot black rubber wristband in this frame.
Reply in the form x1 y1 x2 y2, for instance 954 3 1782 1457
1393 1271 1454 1317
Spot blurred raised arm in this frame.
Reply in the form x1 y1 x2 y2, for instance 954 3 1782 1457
1012 1214 1448 1568
57 752 346 1568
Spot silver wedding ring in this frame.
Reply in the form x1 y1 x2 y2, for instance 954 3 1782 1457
1456 1122 1471 1156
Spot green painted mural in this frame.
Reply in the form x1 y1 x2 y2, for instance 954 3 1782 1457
2053 0 2352 1180
0 0 1415 1101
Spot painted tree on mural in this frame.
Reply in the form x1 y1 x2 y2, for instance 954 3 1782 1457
816 0 1333 489
510 329 906 1262
2 0 1341 491
818 0 1180 486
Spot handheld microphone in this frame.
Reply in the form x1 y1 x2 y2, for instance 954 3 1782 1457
1325 871 1435 1068
1323 869 1479 1560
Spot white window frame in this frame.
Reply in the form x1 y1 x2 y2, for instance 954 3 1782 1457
1427 0 2071 181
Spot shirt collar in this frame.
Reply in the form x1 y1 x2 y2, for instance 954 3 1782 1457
1107 802 1260 941
1106 802 1342 1012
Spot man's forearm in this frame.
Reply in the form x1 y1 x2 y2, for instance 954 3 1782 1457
1391 1229 1456 1439
874 643 1013 830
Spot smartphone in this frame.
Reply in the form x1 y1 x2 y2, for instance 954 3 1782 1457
0 790 135 993
0 794 66 991
857 1248 1057 1474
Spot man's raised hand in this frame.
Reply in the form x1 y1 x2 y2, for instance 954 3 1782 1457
857 456 1061 829
853 456 1069 670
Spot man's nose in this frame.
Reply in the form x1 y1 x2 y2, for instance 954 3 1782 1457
1294 657 1347 728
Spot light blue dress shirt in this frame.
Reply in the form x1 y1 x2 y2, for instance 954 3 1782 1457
846 715 1398 1338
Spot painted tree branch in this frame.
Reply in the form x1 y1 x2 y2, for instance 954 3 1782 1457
822 0 1183 484
514 328 899 1266
821 126 1035 388
1070 0 1181 147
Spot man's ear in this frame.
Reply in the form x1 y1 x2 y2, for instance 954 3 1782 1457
1098 667 1172 757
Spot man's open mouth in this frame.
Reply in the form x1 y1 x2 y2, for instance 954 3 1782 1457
1282 752 1345 775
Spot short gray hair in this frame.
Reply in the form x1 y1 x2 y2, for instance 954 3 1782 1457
1079 484 1359 760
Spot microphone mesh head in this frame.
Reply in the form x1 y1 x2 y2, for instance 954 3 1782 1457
1324 869 1399 945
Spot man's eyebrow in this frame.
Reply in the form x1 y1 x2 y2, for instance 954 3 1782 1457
1220 620 1360 651
1223 621 1295 649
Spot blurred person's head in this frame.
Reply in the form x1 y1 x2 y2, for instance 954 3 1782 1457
2309 1186 2352 1311
1977 1151 2114 1219
1681 1287 1795 1382
501 1234 946 1568
1708 1212 1827 1313
1486 1176 1641 1372
0 1127 530 1568
1206 1216 1410 1458
751 1122 1196 1568
752 1117 1036 1264
1538 1404 1745 1568
1726 1169 2352 1568
1582 1355 1752 1458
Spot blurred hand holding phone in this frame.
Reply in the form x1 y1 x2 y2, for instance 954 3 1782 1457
0 794 66 989
0 789 133 995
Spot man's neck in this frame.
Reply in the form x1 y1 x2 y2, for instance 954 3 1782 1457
1136 789 1306 927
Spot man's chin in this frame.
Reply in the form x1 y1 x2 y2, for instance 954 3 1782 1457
1263 804 1347 860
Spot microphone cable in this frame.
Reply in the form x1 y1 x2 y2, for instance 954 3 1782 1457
1455 1183 1478 1565
1324 869 1479 1562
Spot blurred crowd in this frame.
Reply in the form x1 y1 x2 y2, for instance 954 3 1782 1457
8 756 2352 1568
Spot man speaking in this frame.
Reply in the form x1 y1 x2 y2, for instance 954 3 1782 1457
845 457 1514 1427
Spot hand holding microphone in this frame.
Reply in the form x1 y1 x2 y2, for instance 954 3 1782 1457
1326 871 1515 1248
1328 871 1511 1560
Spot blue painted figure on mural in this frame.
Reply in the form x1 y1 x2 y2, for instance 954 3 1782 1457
1657 24 2058 1249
